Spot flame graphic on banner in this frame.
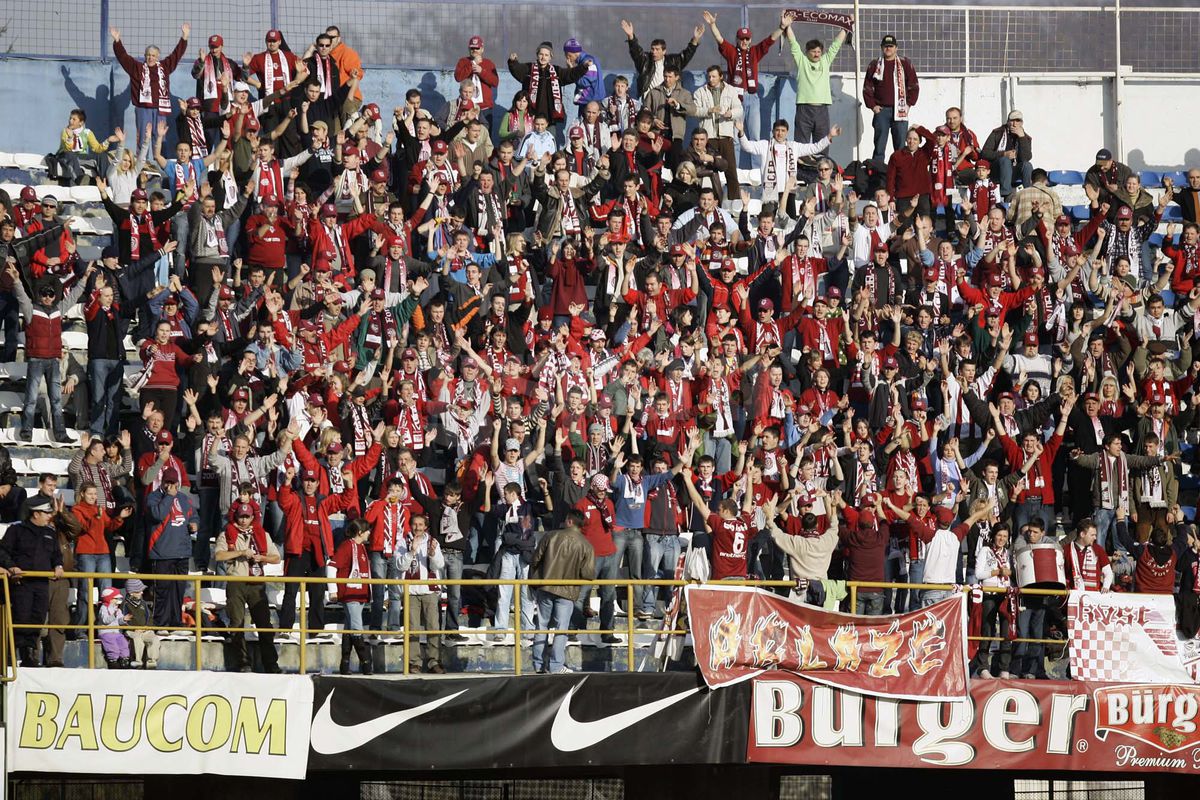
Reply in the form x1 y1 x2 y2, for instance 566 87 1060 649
868 620 905 678
907 612 948 675
749 612 790 667
709 605 742 671
829 624 862 671
794 624 829 670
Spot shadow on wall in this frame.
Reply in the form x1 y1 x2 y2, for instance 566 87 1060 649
1127 148 1200 174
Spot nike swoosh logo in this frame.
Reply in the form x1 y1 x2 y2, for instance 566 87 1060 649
550 679 701 752
310 687 469 754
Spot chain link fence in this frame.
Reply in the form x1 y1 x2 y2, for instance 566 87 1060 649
1 1 1198 77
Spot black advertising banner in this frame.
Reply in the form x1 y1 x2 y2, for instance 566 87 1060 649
308 672 748 771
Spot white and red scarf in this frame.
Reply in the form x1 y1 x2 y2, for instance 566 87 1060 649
871 57 909 121
529 64 565 122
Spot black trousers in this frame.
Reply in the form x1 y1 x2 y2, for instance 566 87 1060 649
278 551 326 634
794 104 831 151
151 558 189 628
11 579 48 649
227 581 278 671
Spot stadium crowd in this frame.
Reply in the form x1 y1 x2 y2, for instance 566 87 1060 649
0 10 1199 678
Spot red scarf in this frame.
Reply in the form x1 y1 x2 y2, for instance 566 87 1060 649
127 211 161 262
528 64 565 121
226 522 269 566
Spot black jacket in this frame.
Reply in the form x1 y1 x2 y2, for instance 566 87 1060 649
0 519 64 572
980 124 1033 165
626 36 698 99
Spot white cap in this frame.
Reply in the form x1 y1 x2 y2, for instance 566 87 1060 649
233 81 250 93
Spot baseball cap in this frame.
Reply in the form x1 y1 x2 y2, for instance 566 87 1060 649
1023 330 1039 346
320 203 338 218
998 391 1015 401
720 257 737 272
934 506 956 526
234 502 255 519
232 81 250 93
598 394 614 409
563 37 583 53
1055 214 1072 226
431 139 449 155
101 587 122 604
883 355 899 370
757 298 774 312
985 307 1002 319
568 125 585 140
935 124 951 136
363 103 380 119
156 431 174 446
1007 109 1023 122
163 293 179 305
401 348 418 359
208 34 223 48
1095 148 1113 161
911 397 928 411
370 168 388 183
975 159 991 172
302 468 319 480
591 474 610 493
219 286 234 301
924 266 939 280
370 287 386 300
737 27 752 39
162 467 181 484
873 242 889 255
343 146 360 159
333 360 352 374
265 29 282 42
670 243 687 257
987 273 1004 287
233 388 250 401
589 328 607 341
327 442 344 455
468 35 484 49
826 287 842 300
1083 392 1099 402
186 96 201 109
1117 206 1133 220
505 438 521 452
19 186 37 202
881 35 898 47
308 394 326 408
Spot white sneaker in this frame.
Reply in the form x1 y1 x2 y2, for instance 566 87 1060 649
999 671 1012 679
978 669 994 679
552 666 574 674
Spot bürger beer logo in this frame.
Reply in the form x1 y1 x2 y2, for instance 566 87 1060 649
1093 684 1200 753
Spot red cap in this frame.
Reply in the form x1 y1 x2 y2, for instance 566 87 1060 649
911 397 928 411
233 388 250 401
370 168 388 183
320 203 338 218
307 394 326 408
219 286 234 301
401 348 418 359
233 502 255 518
19 186 37 202
976 159 991 171
130 188 148 201
302 468 319 480
265 29 282 42
670 243 686 257
162 467 181 484
313 259 333 273
468 35 484 49
1083 392 1099 402
796 404 812 416
985 307 1002 319
872 242 889 255
924 266 939 280
343 146 360 159
757 298 774 312
370 287 386 300
935 124 951 135
208 34 223 48
883 355 899 370
934 506 957 526
156 430 174 446
998 391 1015 401
1055 214 1072 226
364 103 380 119
720 257 737 271
598 394 614 409
459 99 475 112
537 307 554 321
186 96 201 109
333 360 352 374
1023 331 1039 346
387 234 405 248
326 442 344 455
987 273 1004 287
1117 206 1133 220
431 139 449 155
737 27 752 39
826 287 842 299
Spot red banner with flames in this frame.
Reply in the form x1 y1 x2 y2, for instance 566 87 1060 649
749 675 1200 774
685 585 969 701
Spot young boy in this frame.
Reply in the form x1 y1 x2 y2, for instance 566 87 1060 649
54 108 119 185
122 578 160 669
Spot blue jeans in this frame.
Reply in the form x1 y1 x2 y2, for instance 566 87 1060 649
171 211 190 275
641 533 681 614
72 552 112 627
1013 501 1054 539
908 558 926 613
443 549 464 630
1015 602 1047 677
1094 507 1118 553
921 587 956 608
995 158 1034 198
533 589 575 672
871 106 908 163
495 552 533 634
87 358 123 437
574 551 617 631
369 551 402 631
23 357 63 433
134 106 162 154
612 528 644 615
344 600 365 631
856 591 884 615
737 90 763 168
703 434 733 475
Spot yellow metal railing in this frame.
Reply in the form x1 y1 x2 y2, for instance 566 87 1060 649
0 573 1069 673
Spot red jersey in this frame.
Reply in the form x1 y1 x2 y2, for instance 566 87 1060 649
709 511 754 580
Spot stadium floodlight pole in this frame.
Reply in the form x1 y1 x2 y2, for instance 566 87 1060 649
853 0 863 163
1114 0 1124 160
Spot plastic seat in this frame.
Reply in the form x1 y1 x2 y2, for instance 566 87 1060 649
1149 233 1164 248
1163 205 1183 222
1047 170 1084 186
1139 170 1161 188
29 457 71 476
70 185 102 204
0 153 16 168
1069 204 1091 221
12 154 47 170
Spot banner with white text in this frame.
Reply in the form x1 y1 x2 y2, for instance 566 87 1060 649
1068 591 1198 685
6 669 313 779
685 585 969 700
749 674 1200 774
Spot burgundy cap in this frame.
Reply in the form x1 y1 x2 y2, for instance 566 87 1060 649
862 492 880 507
935 125 951 135
186 96 201 109
371 168 388 183
307 394 326 408
934 506 957 526
313 259 333 273
364 103 380 119
796 404 812 416
757 298 774 312
234 502 255 518
459 99 475 112
1055 214 1072 226
998 391 1015 401
883 355 899 369
387 234 405 248
911 397 928 411
401 348 418 359
431 139 449 154
333 360 352 374
370 287 386 300
163 293 180 305
156 430 174 446
976 159 991 171
598 394 614 408
343 146 360 159
987 273 1004 287
130 188 148 201
302 468 319 480
720 257 737 271
320 203 338 218
468 35 484 49
737 27 752 39
208 34 223 48
219 286 234 300
162 467 181 484
1083 392 1099 402
327 442 344 455
538 307 554 321
1023 330 1039 346
265 29 282 42
985 307 1002 319
568 125 585 140
873 242 889 255
233 388 250 401
1117 206 1133 220
19 186 37 201
670 243 686 256
826 287 842 299
260 197 280 209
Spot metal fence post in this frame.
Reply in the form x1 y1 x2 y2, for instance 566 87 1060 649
852 0 863 163
86 576 95 669
1114 0 1124 159
626 584 635 672
99 0 110 61
298 579 307 675
402 583 411 675
270 0 280 32
194 576 203 670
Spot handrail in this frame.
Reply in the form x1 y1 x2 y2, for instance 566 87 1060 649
1 572 1071 673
